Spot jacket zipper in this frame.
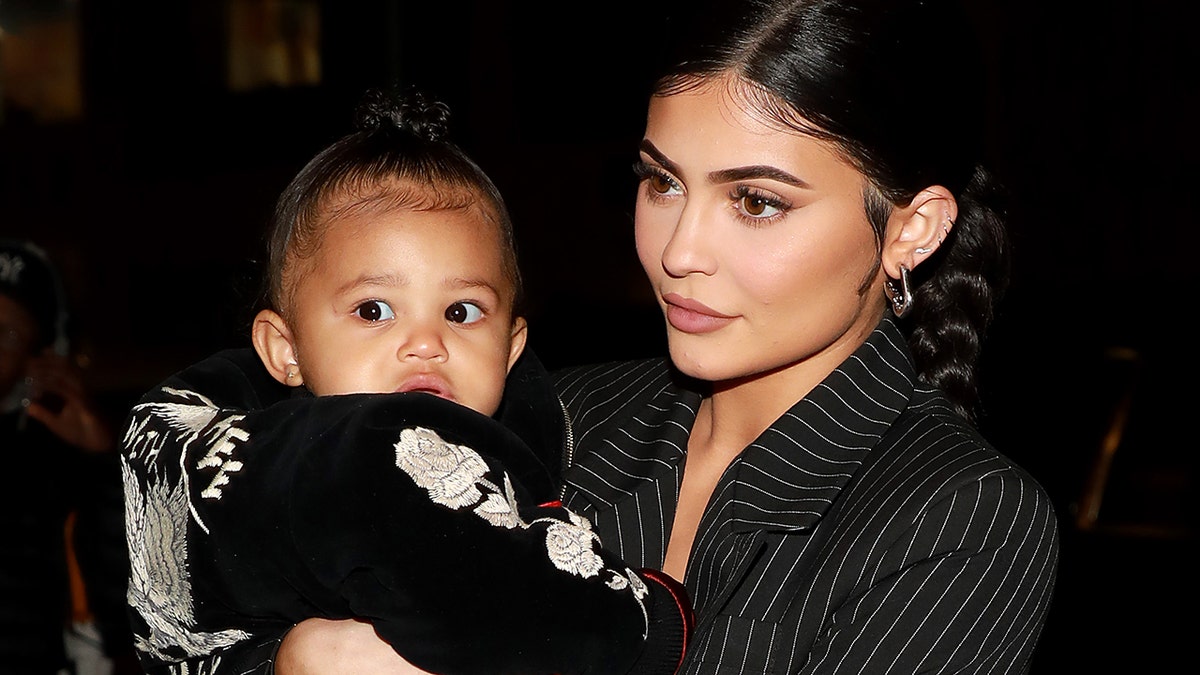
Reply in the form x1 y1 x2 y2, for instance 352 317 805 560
558 395 575 501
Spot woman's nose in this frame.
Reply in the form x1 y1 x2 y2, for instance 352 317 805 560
659 202 716 277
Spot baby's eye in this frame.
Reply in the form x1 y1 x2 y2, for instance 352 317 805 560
445 301 484 325
355 300 395 322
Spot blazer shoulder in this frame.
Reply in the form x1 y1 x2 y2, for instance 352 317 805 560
883 394 1056 511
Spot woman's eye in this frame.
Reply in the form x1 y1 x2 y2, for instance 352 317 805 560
445 301 484 325
733 187 789 220
633 161 682 197
355 300 395 322
647 172 679 196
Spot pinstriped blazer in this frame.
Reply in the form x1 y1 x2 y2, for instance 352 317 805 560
554 318 1059 675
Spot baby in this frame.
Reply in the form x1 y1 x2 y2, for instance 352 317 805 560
250 87 527 415
119 87 690 675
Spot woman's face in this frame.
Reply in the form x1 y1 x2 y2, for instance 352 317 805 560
634 78 890 387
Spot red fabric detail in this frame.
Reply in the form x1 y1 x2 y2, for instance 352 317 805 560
539 500 563 508
639 568 694 673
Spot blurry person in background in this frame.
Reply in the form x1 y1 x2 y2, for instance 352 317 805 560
0 239 137 675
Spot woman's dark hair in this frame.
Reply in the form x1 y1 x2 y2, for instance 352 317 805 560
261 85 522 316
654 0 1010 421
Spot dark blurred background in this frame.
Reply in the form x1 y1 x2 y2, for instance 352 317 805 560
1 0 1195 671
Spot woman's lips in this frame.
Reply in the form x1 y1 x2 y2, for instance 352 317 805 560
662 292 736 334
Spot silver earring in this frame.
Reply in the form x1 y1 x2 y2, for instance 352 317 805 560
886 265 914 318
915 246 933 255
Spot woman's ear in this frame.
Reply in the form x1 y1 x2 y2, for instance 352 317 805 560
252 309 303 386
881 185 958 278
506 317 529 373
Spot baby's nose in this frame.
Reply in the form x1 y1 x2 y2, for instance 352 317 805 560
399 324 448 362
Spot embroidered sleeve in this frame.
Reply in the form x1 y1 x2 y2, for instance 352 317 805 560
120 349 688 675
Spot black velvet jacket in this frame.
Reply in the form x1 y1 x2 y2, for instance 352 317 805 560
119 348 690 675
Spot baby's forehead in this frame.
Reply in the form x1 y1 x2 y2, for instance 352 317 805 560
320 178 508 247
317 198 506 254
321 176 487 216
304 197 512 278
278 177 519 309
322 200 501 243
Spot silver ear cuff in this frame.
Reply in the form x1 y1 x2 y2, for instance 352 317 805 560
885 265 913 318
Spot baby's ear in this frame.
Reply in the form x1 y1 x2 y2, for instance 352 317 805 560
252 309 302 386
507 316 529 373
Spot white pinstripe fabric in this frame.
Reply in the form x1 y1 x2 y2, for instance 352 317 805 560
555 318 1059 674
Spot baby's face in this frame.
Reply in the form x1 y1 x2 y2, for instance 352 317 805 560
286 205 525 416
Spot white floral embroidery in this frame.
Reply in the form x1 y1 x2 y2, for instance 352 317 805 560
625 568 653 637
390 425 652 633
167 654 220 675
122 457 249 660
474 473 523 529
125 389 252 532
626 568 649 600
122 386 257 664
196 415 250 500
394 427 490 509
544 517 605 578
124 389 223 464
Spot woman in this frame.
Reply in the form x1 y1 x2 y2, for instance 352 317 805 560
550 0 1058 672
173 0 1060 672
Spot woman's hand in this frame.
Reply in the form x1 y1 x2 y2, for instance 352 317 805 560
276 618 435 675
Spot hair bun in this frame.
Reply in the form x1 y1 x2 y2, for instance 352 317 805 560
354 86 451 142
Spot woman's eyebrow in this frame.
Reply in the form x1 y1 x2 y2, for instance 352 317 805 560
638 139 683 177
639 139 810 188
709 165 811 188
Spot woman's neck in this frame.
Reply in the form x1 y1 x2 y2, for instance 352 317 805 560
691 369 813 458
691 323 875 458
